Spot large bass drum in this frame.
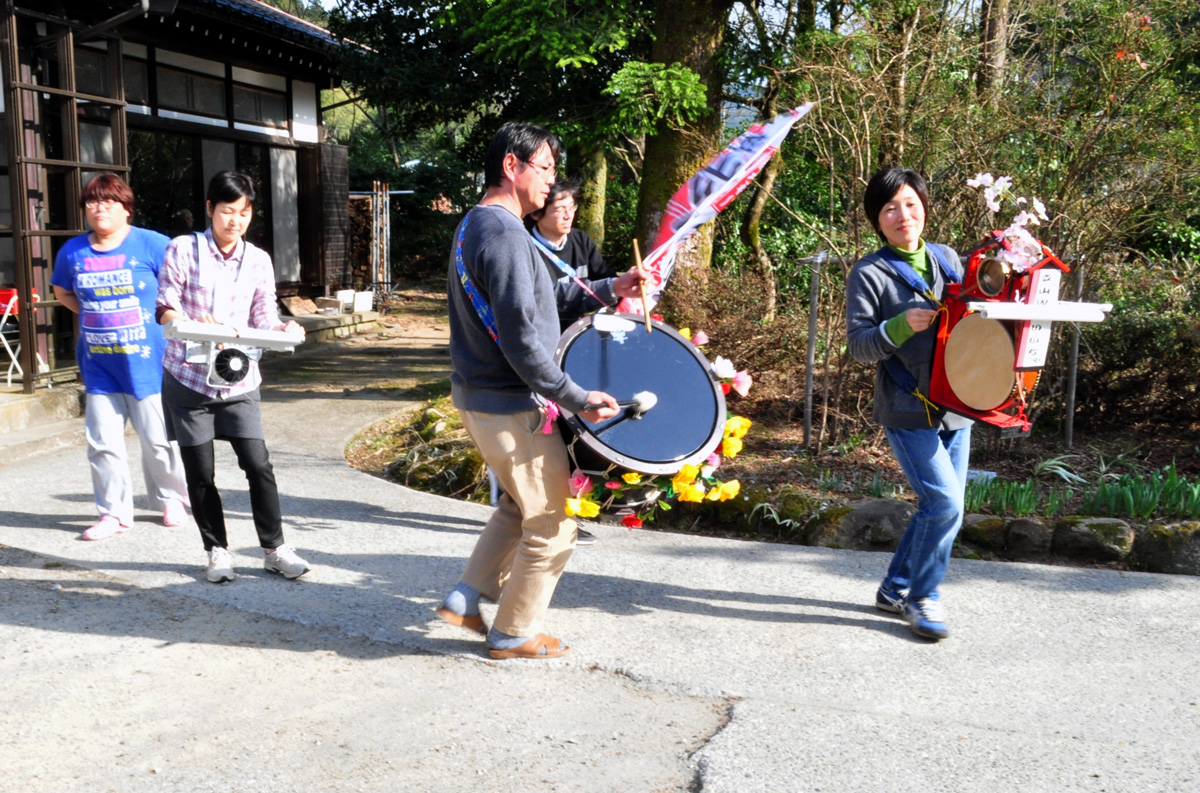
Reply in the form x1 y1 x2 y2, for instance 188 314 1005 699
554 312 726 476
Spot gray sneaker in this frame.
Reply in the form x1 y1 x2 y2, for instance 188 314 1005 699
264 545 310 579
207 547 235 584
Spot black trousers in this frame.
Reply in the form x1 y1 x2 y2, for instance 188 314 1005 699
178 437 285 551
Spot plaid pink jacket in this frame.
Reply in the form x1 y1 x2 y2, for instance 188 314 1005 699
156 229 282 399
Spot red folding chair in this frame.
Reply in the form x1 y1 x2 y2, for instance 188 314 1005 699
0 288 47 388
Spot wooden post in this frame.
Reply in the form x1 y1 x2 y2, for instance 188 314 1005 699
1063 258 1085 449
804 251 824 448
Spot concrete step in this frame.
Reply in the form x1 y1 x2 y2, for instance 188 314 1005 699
0 385 85 435
293 310 381 345
0 416 86 466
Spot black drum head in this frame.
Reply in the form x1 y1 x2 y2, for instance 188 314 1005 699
555 313 726 475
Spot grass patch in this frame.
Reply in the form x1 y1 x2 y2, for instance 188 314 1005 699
346 393 488 504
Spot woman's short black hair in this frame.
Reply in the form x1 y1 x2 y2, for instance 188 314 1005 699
206 170 257 207
528 177 581 222
863 168 929 241
483 122 562 189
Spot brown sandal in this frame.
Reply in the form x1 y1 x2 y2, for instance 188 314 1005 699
488 633 570 660
435 606 487 636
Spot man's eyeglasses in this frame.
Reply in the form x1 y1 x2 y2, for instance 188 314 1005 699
84 199 121 210
549 204 577 218
522 159 556 179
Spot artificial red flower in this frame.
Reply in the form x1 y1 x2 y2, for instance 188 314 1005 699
621 514 643 530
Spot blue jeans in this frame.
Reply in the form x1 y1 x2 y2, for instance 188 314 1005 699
882 426 971 601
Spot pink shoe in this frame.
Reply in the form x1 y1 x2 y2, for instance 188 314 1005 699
162 499 188 527
83 515 131 541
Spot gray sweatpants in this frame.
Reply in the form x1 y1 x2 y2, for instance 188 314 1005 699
85 391 189 526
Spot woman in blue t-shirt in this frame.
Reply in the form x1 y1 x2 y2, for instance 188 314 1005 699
51 173 189 541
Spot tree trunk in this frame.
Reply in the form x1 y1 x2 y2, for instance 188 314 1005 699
736 1 814 324
977 0 1009 108
635 0 734 275
570 143 608 250
879 8 920 167
740 143 783 323
826 0 844 34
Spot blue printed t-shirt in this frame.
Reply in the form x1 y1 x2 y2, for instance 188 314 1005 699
51 227 170 398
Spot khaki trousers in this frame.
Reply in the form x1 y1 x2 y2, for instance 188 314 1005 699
458 407 577 636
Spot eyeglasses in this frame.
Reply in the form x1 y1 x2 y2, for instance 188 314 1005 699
549 204 577 218
521 159 556 179
84 199 121 210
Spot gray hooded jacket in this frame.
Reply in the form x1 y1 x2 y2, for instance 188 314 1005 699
845 244 974 431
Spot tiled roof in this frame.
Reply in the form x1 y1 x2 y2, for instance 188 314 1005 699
188 0 342 52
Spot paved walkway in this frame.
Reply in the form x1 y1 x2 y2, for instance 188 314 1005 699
1 318 1198 792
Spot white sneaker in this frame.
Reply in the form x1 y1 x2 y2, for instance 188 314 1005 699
206 547 235 584
83 515 131 541
162 500 188 527
264 545 310 580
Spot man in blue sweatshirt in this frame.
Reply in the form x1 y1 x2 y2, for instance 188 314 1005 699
437 122 645 659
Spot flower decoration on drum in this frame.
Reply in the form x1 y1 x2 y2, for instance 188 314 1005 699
966 173 1050 273
711 355 754 397
563 412 751 529
565 497 601 518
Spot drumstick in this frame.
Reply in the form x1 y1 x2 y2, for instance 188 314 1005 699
633 239 652 333
582 391 658 415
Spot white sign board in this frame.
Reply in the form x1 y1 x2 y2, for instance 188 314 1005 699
1015 268 1061 368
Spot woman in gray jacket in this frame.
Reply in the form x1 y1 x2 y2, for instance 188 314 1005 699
845 168 972 641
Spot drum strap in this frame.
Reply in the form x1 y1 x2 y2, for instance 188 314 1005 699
529 236 608 306
875 244 961 304
454 210 500 343
875 245 961 428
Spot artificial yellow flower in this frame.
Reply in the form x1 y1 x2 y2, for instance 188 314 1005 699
717 479 741 501
677 483 706 503
565 498 601 518
705 486 722 501
671 463 700 490
621 471 643 485
724 415 752 439
679 327 692 340
722 435 743 458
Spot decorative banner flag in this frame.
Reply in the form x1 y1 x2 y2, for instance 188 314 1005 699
618 103 815 314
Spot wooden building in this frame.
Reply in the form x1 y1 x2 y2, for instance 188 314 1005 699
1 0 351 393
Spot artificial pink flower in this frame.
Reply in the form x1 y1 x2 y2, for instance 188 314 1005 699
732 370 753 397
706 453 721 469
569 469 593 498
605 481 622 490
541 401 560 434
692 330 709 346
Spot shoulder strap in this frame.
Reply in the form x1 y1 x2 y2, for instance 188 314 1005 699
454 210 500 344
925 244 961 285
529 235 606 306
875 245 961 304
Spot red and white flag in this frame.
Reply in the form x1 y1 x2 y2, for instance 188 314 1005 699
618 103 814 314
